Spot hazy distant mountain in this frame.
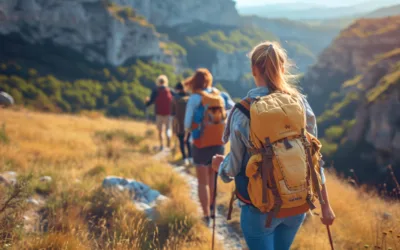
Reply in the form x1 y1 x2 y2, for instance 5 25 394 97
364 4 400 18
238 0 400 19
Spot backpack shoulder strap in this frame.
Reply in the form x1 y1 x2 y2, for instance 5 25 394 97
194 90 205 96
211 87 220 95
234 97 252 120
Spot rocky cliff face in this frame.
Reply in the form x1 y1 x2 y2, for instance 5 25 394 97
0 0 168 67
0 0 239 70
211 50 249 82
303 16 400 183
116 0 239 27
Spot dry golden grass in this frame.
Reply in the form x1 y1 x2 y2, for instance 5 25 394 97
0 108 219 250
294 172 400 250
3 107 399 250
216 169 400 250
215 140 400 250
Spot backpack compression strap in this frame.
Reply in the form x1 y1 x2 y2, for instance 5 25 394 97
223 97 252 143
224 97 255 221
234 97 252 119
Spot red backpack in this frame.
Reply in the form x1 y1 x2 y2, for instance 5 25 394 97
155 87 173 115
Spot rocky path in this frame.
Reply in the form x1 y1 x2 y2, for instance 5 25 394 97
153 150 244 250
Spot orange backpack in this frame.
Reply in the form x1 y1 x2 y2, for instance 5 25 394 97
191 89 227 148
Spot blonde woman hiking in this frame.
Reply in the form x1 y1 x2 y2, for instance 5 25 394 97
212 41 335 250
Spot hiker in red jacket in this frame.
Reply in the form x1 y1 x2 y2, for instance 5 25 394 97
145 75 174 151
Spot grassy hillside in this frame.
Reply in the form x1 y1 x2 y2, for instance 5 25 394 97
158 22 278 69
2 108 400 249
0 108 217 249
0 56 189 118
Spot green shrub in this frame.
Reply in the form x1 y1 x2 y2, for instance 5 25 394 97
34 181 56 196
342 75 362 88
366 63 400 103
186 27 277 54
94 129 144 145
318 92 360 124
319 138 338 158
0 175 32 245
325 126 345 141
161 42 187 56
85 165 107 178
0 60 191 118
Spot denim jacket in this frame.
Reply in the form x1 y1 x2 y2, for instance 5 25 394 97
218 86 326 184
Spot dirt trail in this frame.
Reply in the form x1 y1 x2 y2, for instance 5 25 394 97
153 149 244 250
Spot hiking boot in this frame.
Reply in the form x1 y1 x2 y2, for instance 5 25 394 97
184 158 190 166
202 216 211 227
210 205 215 219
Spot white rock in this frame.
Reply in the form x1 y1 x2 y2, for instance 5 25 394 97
39 176 52 183
102 176 169 214
4 171 17 177
27 198 40 206
134 202 152 211
0 171 17 186
0 91 14 106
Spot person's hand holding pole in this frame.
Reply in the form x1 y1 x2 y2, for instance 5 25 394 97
320 184 336 250
212 154 225 173
320 185 335 226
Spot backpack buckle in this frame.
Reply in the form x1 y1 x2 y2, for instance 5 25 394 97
263 138 273 159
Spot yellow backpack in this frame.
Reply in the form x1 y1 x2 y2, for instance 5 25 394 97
238 92 325 227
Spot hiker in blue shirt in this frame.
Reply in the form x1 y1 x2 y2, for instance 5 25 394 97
183 68 234 226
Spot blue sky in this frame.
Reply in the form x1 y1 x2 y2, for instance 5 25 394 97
235 0 367 7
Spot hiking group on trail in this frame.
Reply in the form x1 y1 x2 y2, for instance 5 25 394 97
145 41 336 250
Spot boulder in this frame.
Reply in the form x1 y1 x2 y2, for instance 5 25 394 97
102 176 168 220
0 171 17 186
0 92 14 106
39 176 52 183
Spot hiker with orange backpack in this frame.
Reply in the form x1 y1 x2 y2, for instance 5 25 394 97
145 75 174 151
212 41 335 250
183 68 234 226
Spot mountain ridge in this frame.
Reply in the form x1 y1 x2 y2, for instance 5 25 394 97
238 0 399 20
303 15 400 184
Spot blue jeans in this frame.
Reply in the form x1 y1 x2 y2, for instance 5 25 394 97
240 205 306 250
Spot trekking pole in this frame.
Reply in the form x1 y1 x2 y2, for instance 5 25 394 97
326 225 335 250
212 172 218 250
